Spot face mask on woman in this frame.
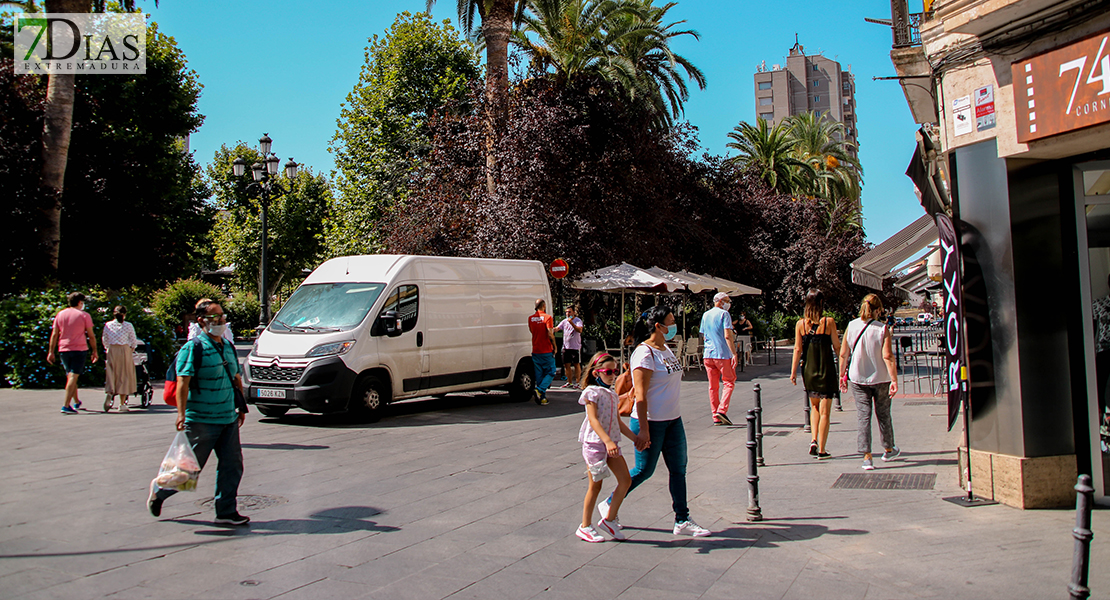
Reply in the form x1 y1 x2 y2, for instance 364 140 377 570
206 323 229 338
663 324 678 341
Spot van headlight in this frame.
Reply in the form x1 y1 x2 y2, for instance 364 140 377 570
305 340 356 358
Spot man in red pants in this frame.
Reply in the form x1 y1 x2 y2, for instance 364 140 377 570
700 292 737 425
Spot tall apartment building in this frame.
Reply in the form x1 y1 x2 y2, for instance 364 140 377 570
753 40 858 157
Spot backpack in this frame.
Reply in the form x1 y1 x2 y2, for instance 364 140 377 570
163 339 202 407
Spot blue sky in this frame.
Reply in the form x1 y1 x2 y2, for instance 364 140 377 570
144 0 924 244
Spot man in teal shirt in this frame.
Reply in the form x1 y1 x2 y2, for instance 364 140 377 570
148 300 249 525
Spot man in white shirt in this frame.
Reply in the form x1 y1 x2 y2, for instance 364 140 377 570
556 306 584 388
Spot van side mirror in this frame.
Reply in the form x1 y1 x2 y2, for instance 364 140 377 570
379 310 403 337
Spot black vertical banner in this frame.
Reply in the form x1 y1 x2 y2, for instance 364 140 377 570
936 214 964 431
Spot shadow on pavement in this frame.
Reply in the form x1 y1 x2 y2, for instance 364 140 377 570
241 442 330 450
184 506 399 537
622 521 868 553
260 391 583 429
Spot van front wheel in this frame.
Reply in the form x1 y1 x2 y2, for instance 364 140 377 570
507 358 535 402
349 375 388 423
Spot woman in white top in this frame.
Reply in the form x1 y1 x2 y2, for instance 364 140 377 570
102 306 138 412
598 305 710 538
839 294 900 470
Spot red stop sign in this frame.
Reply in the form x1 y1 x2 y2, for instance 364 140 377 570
550 258 569 279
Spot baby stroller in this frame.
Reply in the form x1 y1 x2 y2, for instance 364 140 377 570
133 339 154 408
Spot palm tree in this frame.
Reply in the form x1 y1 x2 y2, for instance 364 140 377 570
33 0 151 277
607 0 705 127
785 110 862 203
511 0 637 86
725 119 813 196
427 0 527 192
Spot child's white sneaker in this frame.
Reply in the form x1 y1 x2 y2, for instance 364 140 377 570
576 525 605 543
597 497 611 520
598 518 626 541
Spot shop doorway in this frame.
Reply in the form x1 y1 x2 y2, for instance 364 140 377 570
1076 160 1110 499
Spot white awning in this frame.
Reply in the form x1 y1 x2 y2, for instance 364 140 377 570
567 262 682 293
644 267 717 294
676 270 762 296
852 214 938 290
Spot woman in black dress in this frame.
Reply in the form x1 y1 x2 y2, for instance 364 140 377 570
790 289 840 458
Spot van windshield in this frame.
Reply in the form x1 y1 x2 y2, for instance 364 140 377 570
269 283 385 333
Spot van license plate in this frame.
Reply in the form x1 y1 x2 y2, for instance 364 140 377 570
256 388 286 399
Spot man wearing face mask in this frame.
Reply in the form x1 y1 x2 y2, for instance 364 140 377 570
148 300 250 526
700 293 737 426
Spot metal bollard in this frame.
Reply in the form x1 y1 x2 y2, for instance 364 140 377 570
803 391 811 433
753 384 764 466
746 409 763 521
1069 474 1095 600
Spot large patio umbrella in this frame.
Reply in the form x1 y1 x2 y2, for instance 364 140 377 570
567 263 683 359
677 270 762 296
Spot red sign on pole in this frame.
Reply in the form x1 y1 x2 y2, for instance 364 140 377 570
549 258 568 279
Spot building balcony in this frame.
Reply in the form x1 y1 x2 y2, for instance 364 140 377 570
932 0 1065 37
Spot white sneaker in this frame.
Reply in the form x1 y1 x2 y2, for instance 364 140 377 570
597 497 611 521
576 525 605 543
119 402 129 413
673 520 710 537
881 446 901 462
598 518 626 541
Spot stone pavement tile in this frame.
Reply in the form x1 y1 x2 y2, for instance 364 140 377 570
387 532 490 563
614 586 701 600
545 564 643 597
269 576 375 600
428 550 517 581
328 552 434 588
441 570 562 600
362 574 475 600
212 538 336 571
775 559 873 600
1 566 74 598
468 530 559 559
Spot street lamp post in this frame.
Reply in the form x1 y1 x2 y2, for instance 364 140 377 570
231 134 298 329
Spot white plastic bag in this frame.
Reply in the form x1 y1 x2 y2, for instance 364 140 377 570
153 431 201 492
586 459 611 481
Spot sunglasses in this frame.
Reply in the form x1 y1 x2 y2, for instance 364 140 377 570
595 368 618 375
200 314 227 323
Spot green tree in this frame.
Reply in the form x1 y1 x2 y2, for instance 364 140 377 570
426 0 528 193
726 118 813 195
327 12 479 257
207 144 330 302
0 15 211 291
512 0 704 129
34 0 156 279
605 0 705 127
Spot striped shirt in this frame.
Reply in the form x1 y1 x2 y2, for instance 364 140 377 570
176 334 239 425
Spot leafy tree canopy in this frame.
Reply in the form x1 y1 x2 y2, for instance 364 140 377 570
0 17 211 292
326 11 480 257
208 144 330 299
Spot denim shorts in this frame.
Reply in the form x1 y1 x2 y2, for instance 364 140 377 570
59 351 88 374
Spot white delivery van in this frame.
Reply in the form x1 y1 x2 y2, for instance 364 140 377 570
243 255 550 421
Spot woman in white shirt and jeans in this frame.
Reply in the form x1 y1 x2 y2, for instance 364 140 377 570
839 294 901 470
598 305 710 537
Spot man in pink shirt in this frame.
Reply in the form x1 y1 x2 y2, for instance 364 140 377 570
46 292 98 414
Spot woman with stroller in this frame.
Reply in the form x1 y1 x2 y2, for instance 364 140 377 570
103 306 138 412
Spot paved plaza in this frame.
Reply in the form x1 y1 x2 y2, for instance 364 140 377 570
1 349 1107 599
